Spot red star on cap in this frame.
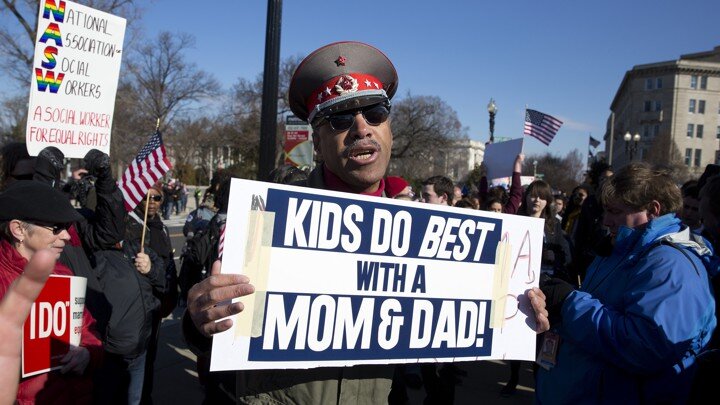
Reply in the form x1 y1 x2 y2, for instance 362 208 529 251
335 56 347 66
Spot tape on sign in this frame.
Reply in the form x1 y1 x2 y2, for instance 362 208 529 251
490 235 512 329
234 210 275 338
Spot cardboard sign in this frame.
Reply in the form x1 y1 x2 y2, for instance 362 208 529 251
484 138 524 182
210 179 544 371
26 0 127 158
22 275 87 378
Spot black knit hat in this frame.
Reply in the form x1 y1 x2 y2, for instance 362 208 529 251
0 181 83 224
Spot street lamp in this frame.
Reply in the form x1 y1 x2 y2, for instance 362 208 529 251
487 98 497 144
624 131 641 161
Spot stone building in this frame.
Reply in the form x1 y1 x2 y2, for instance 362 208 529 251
605 46 720 176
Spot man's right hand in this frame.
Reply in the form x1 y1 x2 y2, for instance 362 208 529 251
187 260 255 337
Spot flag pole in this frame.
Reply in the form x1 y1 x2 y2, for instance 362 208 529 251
140 117 160 253
140 192 151 253
522 105 528 153
587 132 591 172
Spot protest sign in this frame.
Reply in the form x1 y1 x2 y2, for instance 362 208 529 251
284 116 313 167
210 179 544 371
26 0 127 158
22 275 87 378
484 138 524 181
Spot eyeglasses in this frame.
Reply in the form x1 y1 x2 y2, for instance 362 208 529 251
34 223 71 235
314 103 391 132
149 195 163 202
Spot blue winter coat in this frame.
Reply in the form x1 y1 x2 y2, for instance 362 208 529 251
536 214 716 404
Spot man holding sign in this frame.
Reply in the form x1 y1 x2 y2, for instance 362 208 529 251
185 41 550 404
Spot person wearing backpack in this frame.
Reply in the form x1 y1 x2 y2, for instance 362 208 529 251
536 163 716 404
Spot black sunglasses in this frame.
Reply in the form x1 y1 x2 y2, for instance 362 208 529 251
33 223 71 235
149 195 163 202
314 103 391 132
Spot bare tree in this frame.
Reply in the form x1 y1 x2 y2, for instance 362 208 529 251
0 95 29 143
390 93 465 159
0 0 140 87
644 132 691 182
108 80 153 174
226 55 303 171
387 93 467 180
127 31 220 131
524 149 585 194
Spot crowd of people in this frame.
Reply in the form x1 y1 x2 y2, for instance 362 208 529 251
0 40 718 405
0 142 184 404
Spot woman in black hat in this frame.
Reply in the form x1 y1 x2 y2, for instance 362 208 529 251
0 181 103 404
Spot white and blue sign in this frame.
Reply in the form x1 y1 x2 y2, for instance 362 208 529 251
211 179 544 371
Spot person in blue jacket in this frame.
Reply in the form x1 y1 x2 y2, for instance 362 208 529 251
536 162 716 404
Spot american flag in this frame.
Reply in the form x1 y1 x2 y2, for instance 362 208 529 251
523 109 563 146
119 131 172 211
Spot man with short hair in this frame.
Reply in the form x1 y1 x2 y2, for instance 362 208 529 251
537 162 716 404
421 175 454 206
680 183 703 233
184 41 550 404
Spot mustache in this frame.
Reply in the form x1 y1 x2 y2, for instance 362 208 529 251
341 139 382 158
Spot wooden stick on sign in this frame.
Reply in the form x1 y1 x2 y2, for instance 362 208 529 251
139 192 151 253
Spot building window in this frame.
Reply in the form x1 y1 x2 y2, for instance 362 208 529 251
656 78 663 89
644 100 652 112
689 99 696 113
643 125 650 138
697 124 704 138
687 124 694 138
716 151 720 165
695 149 702 167
699 100 706 114
691 75 698 89
645 78 654 90
654 100 662 111
717 126 720 139
653 124 660 137
700 76 708 90
685 148 693 165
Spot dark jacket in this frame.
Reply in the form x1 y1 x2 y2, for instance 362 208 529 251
126 212 177 317
59 175 127 343
181 212 226 272
541 219 572 279
90 240 165 356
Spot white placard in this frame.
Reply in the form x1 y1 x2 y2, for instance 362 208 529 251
484 138 524 181
210 179 544 371
26 0 126 158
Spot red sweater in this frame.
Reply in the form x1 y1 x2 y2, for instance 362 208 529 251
0 240 103 405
